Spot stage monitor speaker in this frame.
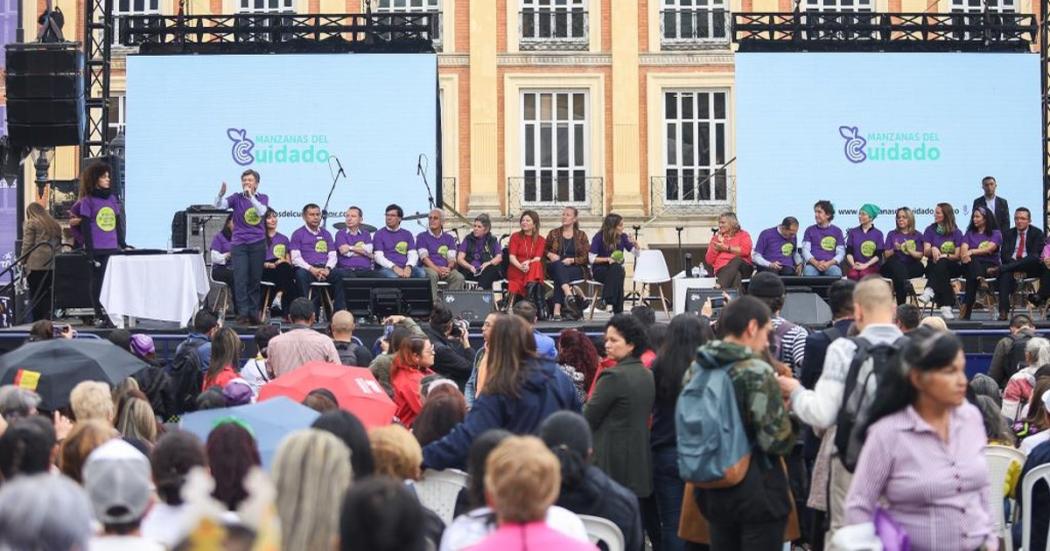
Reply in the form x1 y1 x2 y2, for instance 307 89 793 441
172 209 230 258
5 42 84 147
441 290 495 323
53 253 95 310
344 278 432 320
780 292 833 326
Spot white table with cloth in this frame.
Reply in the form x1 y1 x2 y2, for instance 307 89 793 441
100 253 210 328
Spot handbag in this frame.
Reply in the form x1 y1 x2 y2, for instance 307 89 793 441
873 507 909 551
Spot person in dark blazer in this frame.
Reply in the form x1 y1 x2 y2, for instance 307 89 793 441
584 313 655 500
992 207 1044 320
972 176 1010 231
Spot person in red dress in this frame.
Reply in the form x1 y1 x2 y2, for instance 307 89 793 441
507 210 546 303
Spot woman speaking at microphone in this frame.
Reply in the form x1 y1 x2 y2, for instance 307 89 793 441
69 161 128 323
214 169 269 325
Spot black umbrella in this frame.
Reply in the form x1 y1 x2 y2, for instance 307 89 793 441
0 339 149 410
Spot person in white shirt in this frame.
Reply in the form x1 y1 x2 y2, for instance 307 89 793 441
239 324 281 398
1021 390 1050 454
141 431 208 548
83 439 165 550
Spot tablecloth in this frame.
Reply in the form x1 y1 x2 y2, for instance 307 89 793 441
100 254 210 328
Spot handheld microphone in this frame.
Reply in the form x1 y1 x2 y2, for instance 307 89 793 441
710 228 719 234
333 156 346 177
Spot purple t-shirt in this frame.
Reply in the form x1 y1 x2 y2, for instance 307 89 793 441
589 233 633 262
846 226 884 264
70 195 121 250
290 226 335 266
226 193 269 246
210 232 231 255
755 227 798 268
374 227 416 268
416 230 457 269
884 230 925 264
267 232 290 262
962 230 1003 265
803 224 844 262
334 228 373 270
922 224 964 256
458 233 501 270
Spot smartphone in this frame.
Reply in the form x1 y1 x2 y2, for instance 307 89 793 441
52 324 69 338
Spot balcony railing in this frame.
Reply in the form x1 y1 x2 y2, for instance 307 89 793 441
375 10 442 51
520 9 589 51
507 176 603 217
661 8 731 48
649 174 734 215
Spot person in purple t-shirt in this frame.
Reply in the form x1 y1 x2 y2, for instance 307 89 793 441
753 217 803 276
289 203 346 315
801 200 845 277
456 213 503 290
880 207 926 305
589 213 639 314
417 209 465 300
959 205 1003 320
213 169 269 325
335 206 377 276
919 202 964 319
373 204 426 279
69 161 128 322
263 208 298 317
845 204 884 281
210 215 236 306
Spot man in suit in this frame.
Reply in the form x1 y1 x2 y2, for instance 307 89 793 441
991 207 1044 320
972 176 1010 231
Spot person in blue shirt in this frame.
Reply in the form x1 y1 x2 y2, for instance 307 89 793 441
511 300 557 361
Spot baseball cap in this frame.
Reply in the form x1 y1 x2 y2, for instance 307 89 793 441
747 271 785 299
222 378 253 406
82 439 152 525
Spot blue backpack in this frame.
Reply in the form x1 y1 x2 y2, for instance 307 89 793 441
675 350 752 488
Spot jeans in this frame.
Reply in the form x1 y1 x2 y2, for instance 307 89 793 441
651 446 686 551
294 266 347 314
802 263 843 277
593 262 626 313
375 266 427 279
547 261 585 304
231 239 266 318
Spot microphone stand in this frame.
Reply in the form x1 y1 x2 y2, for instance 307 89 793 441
624 225 642 307
675 226 685 277
418 154 436 211
321 158 345 228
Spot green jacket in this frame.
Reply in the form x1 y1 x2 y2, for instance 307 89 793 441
691 340 795 457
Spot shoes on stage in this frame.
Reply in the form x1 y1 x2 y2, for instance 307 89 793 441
940 306 955 320
916 288 934 306
1030 293 1047 307
958 304 971 321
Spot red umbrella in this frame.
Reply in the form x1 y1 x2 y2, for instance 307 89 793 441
258 361 395 429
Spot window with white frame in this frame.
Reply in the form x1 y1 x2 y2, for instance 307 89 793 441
107 95 126 141
664 90 728 203
802 0 873 11
113 0 160 46
522 91 588 204
661 0 729 45
237 0 295 14
376 0 443 49
521 0 588 48
950 0 1016 12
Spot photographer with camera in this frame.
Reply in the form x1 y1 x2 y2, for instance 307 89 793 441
420 304 474 389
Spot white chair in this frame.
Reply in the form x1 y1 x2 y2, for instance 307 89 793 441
986 444 1026 551
632 250 672 319
1021 462 1050 551
414 468 469 525
579 514 625 551
207 269 230 319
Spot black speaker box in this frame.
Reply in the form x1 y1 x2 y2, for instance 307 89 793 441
5 43 84 147
5 43 80 74
781 292 833 326
172 209 230 255
7 99 82 124
441 290 495 323
6 74 80 98
7 123 81 147
53 253 95 310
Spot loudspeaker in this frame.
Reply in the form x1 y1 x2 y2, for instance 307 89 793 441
441 290 495 323
171 209 230 255
344 278 433 320
5 42 84 147
780 292 833 326
54 253 95 310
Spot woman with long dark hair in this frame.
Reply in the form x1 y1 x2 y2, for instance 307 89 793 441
263 208 297 316
21 202 61 320
457 214 503 291
390 338 436 428
203 327 241 391
649 314 712 551
959 205 1002 320
589 213 639 314
206 421 261 511
843 327 994 551
920 202 964 319
545 207 591 320
507 210 546 304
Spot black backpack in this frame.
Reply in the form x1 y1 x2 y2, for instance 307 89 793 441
1005 332 1034 382
834 336 909 472
169 338 206 415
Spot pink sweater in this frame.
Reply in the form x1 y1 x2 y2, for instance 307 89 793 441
469 521 598 551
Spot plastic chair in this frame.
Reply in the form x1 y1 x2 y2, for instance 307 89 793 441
579 514 625 551
307 281 334 322
207 269 230 319
414 468 469 525
1021 462 1050 551
633 250 672 319
259 280 276 322
986 444 1025 551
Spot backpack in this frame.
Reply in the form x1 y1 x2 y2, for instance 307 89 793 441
675 350 751 488
834 336 908 472
1005 332 1033 382
770 318 799 367
169 338 206 415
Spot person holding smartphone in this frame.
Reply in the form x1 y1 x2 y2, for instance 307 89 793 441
214 169 269 325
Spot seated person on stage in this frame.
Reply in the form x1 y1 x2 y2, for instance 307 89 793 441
704 211 753 291
845 203 884 280
881 207 926 305
959 205 1003 320
753 216 802 276
290 203 347 313
210 214 236 303
263 208 298 316
373 204 426 279
335 206 377 277
919 202 964 320
589 213 639 315
545 206 591 320
417 208 466 298
507 210 546 303
801 199 845 277
992 207 1045 321
457 213 503 290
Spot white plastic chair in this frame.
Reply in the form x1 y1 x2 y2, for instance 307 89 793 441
579 515 625 551
1022 463 1050 551
633 250 672 319
414 468 468 525
986 444 1026 551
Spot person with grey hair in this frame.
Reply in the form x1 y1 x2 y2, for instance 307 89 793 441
705 211 754 292
1002 336 1050 421
974 395 1015 447
0 473 94 551
0 386 41 420
969 373 1002 407
417 208 466 300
